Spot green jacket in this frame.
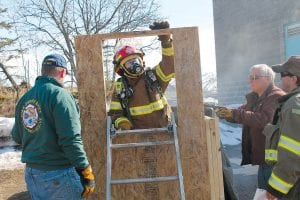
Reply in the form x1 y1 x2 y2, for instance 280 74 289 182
11 76 89 171
263 87 300 198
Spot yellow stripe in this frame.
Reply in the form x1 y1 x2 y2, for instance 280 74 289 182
266 149 277 153
155 64 175 82
265 149 278 161
110 96 169 116
114 81 122 88
278 135 300 156
114 81 123 94
268 172 293 194
162 47 174 56
129 96 168 116
110 101 122 110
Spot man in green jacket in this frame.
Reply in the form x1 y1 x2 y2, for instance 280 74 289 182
11 54 95 199
264 55 300 200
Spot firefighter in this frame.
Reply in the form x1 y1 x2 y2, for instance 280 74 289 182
108 21 174 130
263 56 300 200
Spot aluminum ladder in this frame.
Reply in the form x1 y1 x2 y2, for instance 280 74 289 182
106 113 185 200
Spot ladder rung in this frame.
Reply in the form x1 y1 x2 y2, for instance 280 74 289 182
115 127 169 135
111 176 178 184
111 140 174 148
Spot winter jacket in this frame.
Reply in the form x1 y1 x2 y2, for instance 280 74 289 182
108 42 174 129
231 84 285 165
11 76 89 170
263 87 300 198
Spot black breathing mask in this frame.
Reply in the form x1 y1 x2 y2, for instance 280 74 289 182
123 58 143 75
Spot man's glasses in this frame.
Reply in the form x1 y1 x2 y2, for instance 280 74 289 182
280 72 294 78
249 75 268 80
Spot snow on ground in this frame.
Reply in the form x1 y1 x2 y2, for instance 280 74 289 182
0 114 242 170
0 147 24 170
0 117 15 138
0 117 23 169
219 120 242 145
218 104 242 145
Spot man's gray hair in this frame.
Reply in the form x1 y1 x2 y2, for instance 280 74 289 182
250 64 275 82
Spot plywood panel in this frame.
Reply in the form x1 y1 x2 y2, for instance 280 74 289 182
110 133 179 199
205 116 225 200
172 27 210 199
75 27 224 199
75 37 107 199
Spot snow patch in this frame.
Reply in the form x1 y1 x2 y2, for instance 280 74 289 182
0 117 15 138
0 117 17 147
0 147 24 170
219 120 242 146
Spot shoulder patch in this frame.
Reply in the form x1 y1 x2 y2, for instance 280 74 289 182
21 100 42 133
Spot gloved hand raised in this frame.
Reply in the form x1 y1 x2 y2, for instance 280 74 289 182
215 106 233 120
149 21 171 42
76 165 95 198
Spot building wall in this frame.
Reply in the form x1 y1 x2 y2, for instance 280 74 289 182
213 0 300 105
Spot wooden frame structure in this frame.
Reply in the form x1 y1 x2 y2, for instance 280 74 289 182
75 27 224 199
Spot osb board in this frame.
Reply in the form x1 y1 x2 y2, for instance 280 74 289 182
75 38 106 199
75 27 223 199
172 28 213 199
110 133 179 199
205 117 225 200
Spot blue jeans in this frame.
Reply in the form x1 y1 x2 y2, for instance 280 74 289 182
257 164 273 190
25 166 83 200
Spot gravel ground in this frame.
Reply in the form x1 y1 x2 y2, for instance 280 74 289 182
0 168 30 200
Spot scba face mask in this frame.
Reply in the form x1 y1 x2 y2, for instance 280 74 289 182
121 57 144 78
124 58 143 74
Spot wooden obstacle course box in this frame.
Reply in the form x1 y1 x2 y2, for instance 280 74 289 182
75 27 224 199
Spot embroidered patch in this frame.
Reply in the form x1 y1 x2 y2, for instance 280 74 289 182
21 100 41 133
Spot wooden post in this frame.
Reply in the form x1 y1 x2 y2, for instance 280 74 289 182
205 116 224 200
75 37 107 199
173 27 217 199
75 27 224 199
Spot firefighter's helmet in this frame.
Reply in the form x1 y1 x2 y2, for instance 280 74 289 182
113 45 144 78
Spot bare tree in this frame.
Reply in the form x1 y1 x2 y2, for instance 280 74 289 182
0 6 23 98
0 7 13 49
13 0 162 84
202 72 217 100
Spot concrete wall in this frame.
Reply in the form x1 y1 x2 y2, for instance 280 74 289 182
213 0 300 105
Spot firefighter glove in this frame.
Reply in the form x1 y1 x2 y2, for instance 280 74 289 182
76 165 95 198
149 21 171 42
118 121 132 130
215 107 233 120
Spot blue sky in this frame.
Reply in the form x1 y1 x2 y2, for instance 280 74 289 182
158 0 216 74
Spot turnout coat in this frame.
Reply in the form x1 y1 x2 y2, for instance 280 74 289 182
108 42 174 129
264 87 300 199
